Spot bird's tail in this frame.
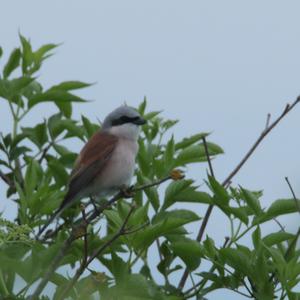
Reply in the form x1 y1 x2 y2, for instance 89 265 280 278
36 191 76 239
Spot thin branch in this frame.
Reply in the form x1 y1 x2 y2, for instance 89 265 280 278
265 113 271 130
273 218 285 232
223 98 300 187
125 221 149 234
202 136 215 178
134 175 172 192
178 137 215 289
285 176 300 214
0 169 13 188
38 143 53 164
81 205 88 265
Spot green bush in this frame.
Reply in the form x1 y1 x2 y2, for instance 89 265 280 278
0 35 299 300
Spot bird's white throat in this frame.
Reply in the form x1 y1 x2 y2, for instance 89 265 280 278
108 123 141 140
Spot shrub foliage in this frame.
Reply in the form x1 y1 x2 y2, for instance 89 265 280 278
0 36 299 300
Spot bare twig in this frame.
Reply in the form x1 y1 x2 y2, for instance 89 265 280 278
0 169 13 188
38 143 52 164
223 98 300 187
178 137 215 289
265 113 271 130
285 176 300 214
274 218 286 232
134 175 172 192
202 136 215 178
81 205 88 265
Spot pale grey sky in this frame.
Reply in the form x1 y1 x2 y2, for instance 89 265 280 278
1 1 300 299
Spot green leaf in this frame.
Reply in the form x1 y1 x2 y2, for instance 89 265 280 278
0 47 3 58
49 81 92 91
48 160 69 186
163 179 194 209
105 210 123 229
10 76 36 94
252 226 261 249
144 111 162 120
47 118 84 141
240 187 262 215
59 152 77 168
133 209 200 249
138 96 147 115
3 48 21 78
267 199 300 218
129 202 149 228
22 122 48 148
162 119 178 131
137 140 151 176
52 144 71 156
203 237 217 258
208 175 230 206
81 115 99 138
172 190 212 206
225 206 249 225
170 237 203 270
24 159 43 196
144 186 160 212
164 180 212 209
28 90 87 108
175 142 223 166
9 146 31 160
100 252 128 283
263 245 286 266
175 133 209 150
220 248 253 277
164 136 175 170
263 232 295 247
48 113 64 139
115 274 165 300
19 34 34 74
154 209 200 228
34 43 58 61
56 101 72 118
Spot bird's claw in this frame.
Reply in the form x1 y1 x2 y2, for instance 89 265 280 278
120 185 134 198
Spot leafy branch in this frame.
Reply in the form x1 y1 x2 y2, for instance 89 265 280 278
29 174 174 299
179 97 300 292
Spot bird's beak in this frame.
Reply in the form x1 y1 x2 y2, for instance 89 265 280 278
134 117 147 125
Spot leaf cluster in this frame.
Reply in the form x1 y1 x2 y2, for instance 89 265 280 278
0 37 299 300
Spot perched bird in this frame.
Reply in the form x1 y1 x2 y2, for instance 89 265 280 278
37 105 146 237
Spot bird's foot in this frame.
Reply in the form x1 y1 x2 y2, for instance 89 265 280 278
120 185 135 198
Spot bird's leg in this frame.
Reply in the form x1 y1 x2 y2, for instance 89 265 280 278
120 184 135 198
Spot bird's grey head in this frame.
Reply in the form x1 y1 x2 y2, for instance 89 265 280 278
102 106 146 140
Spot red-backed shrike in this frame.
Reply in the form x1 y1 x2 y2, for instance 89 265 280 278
37 105 146 237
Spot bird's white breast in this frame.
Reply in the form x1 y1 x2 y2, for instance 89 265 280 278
92 138 138 196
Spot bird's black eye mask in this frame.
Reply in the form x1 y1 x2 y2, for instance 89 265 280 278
111 115 145 126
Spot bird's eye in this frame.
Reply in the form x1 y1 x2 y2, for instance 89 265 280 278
111 116 140 126
120 116 139 123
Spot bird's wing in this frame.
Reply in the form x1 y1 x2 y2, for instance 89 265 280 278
59 131 118 210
